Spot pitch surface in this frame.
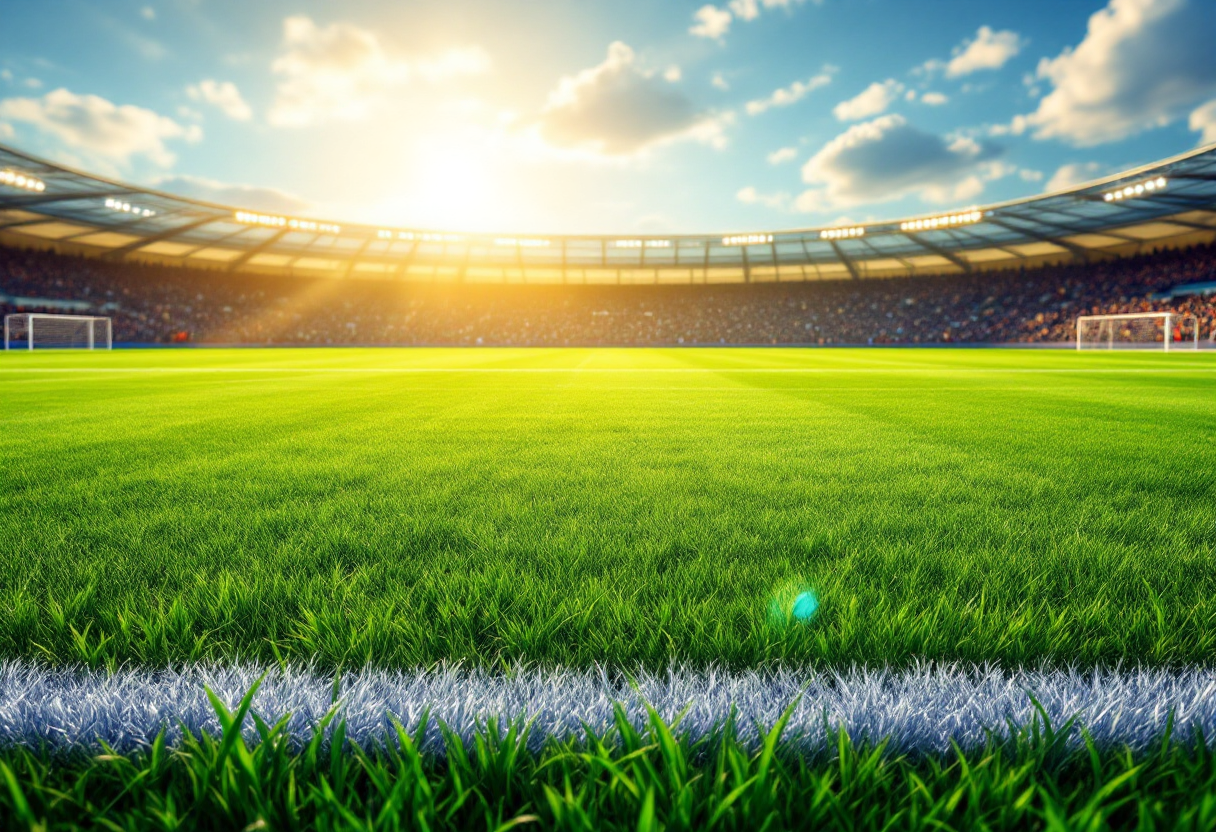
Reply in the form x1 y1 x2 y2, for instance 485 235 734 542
1 347 1214 669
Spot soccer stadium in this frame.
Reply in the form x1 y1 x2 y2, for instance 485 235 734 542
2 0 1216 828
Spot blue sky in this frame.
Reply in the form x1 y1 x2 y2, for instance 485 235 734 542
1 0 1214 234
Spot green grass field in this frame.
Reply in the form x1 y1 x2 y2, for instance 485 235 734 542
1 347 1214 670
6 701 1216 831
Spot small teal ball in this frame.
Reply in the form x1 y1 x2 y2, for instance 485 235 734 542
792 591 819 621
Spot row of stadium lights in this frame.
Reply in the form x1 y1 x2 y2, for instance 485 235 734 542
722 234 773 246
0 165 1184 242
1103 177 1167 202
377 230 462 242
221 182 1162 247
235 211 341 234
899 211 984 232
0 169 45 192
820 227 865 240
613 239 671 248
104 197 155 218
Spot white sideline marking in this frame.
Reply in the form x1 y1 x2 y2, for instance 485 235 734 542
2 662 1215 756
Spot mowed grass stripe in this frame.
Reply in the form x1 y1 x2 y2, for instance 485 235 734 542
0 348 1213 669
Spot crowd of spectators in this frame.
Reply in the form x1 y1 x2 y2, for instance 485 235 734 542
2 243 1214 347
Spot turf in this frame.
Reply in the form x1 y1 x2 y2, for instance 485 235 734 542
4 689 1216 832
1 347 1214 670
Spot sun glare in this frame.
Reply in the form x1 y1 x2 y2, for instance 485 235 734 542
409 142 499 229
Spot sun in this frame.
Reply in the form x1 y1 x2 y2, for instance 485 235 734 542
410 142 498 229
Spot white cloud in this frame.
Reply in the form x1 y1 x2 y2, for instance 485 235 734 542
691 0 812 41
1019 168 1044 182
832 79 903 121
767 146 798 164
1046 162 1104 191
729 0 761 21
664 65 682 83
736 185 790 209
945 26 1025 77
537 41 730 155
796 114 1003 211
186 79 252 121
711 73 730 91
153 174 310 214
4 70 44 90
746 70 832 115
921 92 949 106
1189 98 1216 145
141 6 155 20
0 87 200 167
690 5 732 40
730 0 809 21
1020 0 1216 146
268 15 488 128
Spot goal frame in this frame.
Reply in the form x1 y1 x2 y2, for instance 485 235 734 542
1075 312 1199 352
3 313 113 351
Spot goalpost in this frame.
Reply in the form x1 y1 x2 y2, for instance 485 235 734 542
3 314 113 351
1076 312 1200 351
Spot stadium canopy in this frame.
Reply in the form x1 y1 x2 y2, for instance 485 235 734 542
1 141 1215 285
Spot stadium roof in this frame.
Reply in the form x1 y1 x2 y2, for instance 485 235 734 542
2 141 1216 284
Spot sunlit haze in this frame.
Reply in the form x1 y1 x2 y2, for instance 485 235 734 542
1 0 1214 233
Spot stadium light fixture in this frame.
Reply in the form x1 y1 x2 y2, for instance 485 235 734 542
612 239 671 248
236 212 339 233
378 230 462 243
899 210 982 232
721 234 773 246
104 197 155 218
1102 177 1167 202
820 226 866 240
236 211 287 228
0 169 46 192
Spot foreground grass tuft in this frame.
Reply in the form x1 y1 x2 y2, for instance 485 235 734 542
3 686 1216 831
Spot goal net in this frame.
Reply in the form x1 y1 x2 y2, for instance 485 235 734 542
1076 312 1199 351
4 314 113 350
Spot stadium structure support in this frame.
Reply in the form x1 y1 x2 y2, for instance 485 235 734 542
0 141 1215 285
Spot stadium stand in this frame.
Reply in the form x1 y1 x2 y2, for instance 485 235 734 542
2 243 1214 346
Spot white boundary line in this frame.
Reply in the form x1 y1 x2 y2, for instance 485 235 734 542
2 663 1215 755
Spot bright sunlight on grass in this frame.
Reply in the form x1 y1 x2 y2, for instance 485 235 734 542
1 347 1214 670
